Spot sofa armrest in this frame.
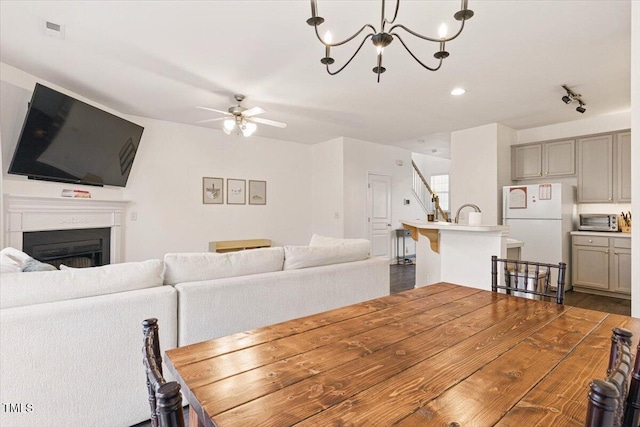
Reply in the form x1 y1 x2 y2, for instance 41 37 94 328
0 286 177 427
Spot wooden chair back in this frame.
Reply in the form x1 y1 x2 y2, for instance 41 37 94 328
491 255 567 304
585 327 638 427
143 318 185 427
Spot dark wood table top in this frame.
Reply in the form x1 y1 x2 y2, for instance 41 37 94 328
165 283 640 427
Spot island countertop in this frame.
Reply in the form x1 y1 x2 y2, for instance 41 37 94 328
400 220 509 290
401 220 509 233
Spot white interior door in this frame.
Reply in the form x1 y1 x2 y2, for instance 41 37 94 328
367 173 391 258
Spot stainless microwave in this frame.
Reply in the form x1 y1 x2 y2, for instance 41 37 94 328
578 214 619 232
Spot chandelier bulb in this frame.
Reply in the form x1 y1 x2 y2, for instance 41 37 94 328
324 31 332 44
438 23 448 39
376 46 383 55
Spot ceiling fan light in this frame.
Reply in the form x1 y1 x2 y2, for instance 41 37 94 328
223 119 235 134
242 122 257 137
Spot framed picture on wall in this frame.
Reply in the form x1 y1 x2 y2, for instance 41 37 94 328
202 177 224 204
248 180 267 205
227 179 246 204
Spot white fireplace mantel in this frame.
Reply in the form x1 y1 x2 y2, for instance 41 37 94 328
3 195 130 263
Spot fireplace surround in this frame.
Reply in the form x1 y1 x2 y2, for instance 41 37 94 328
4 195 129 264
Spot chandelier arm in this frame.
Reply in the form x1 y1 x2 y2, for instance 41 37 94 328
314 23 377 47
389 18 466 43
392 33 444 71
326 34 374 75
382 0 401 28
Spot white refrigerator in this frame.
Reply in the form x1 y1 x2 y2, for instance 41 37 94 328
503 183 576 289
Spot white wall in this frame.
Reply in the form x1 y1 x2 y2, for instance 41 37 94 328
517 110 631 144
450 123 515 225
341 137 424 260
496 124 516 223
342 137 423 237
311 138 344 237
631 2 639 318
1 64 314 262
122 118 312 261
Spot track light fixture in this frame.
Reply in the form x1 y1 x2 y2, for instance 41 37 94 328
306 0 474 83
561 84 586 114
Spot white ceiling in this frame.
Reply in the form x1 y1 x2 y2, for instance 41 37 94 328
0 1 631 158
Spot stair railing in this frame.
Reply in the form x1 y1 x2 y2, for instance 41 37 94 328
411 160 449 222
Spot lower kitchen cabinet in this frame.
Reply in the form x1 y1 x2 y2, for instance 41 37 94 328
572 233 631 297
611 239 631 293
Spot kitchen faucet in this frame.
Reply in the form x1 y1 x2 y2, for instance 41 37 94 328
455 204 481 224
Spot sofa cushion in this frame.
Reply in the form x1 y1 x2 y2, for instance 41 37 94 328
283 242 370 270
309 234 371 251
163 247 285 286
0 259 164 309
0 247 31 274
22 258 58 272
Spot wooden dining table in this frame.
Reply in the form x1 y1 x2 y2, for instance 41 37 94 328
165 283 640 427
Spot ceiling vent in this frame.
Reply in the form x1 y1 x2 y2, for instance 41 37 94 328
43 20 65 39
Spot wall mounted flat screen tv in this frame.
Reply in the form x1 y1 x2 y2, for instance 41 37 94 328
8 83 144 187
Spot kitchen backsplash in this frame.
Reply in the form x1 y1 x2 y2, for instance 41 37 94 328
577 203 632 215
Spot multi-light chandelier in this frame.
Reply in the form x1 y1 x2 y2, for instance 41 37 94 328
306 0 474 82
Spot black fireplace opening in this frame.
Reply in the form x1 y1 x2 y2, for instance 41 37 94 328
23 228 111 269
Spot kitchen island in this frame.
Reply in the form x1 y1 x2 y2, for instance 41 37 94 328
401 220 510 290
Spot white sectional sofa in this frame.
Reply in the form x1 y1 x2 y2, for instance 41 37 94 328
0 238 390 427
0 260 176 427
165 246 390 346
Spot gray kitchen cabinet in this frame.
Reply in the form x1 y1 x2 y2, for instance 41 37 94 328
617 131 631 202
610 238 631 294
512 144 542 180
577 134 613 203
543 139 575 176
577 131 631 203
572 235 610 291
572 234 631 297
512 139 575 180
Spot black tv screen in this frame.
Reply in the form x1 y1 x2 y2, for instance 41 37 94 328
8 83 144 187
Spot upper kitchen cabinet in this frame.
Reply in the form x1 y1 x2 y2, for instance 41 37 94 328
511 139 575 180
577 131 630 203
543 140 575 176
617 131 631 202
577 134 613 202
512 144 542 179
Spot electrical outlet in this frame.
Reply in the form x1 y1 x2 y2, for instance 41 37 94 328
130 211 138 221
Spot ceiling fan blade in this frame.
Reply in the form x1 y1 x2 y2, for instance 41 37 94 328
252 117 287 128
196 106 231 115
195 117 227 124
242 107 265 117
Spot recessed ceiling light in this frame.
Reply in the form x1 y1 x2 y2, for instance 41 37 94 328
451 88 466 96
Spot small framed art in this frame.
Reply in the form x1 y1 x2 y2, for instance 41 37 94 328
202 177 224 204
249 180 267 205
227 179 246 204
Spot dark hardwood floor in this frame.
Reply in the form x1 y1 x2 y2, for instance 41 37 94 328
390 263 631 316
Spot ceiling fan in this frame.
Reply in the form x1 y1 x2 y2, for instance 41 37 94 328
196 94 287 137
